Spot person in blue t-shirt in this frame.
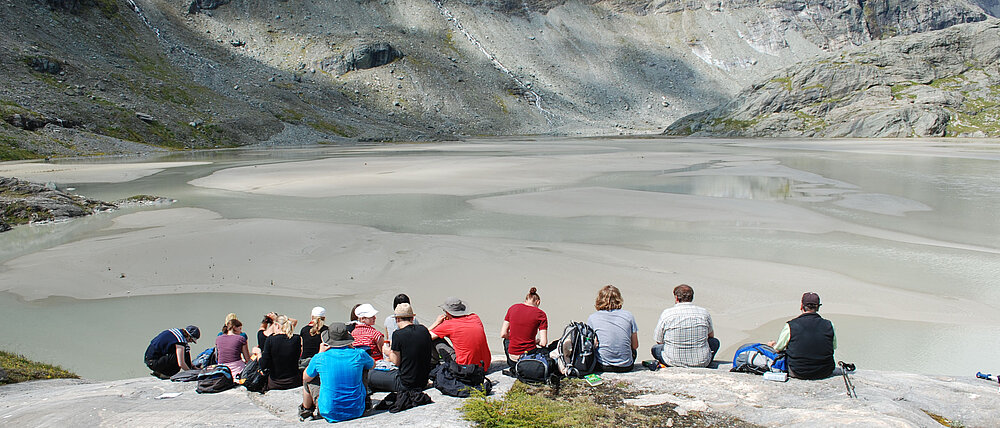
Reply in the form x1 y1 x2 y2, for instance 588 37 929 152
144 325 201 378
300 322 374 422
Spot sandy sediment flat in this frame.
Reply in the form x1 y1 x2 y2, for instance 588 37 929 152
0 161 211 183
2 207 996 353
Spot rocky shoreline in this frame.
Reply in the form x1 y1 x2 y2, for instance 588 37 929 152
0 176 115 232
0 176 172 232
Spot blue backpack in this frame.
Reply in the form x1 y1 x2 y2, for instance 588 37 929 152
515 352 557 384
730 343 786 374
192 347 217 369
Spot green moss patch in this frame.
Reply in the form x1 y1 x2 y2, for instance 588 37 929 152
0 350 79 385
462 379 756 428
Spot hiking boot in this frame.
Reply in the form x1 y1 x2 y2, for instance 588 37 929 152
298 404 313 421
150 371 171 380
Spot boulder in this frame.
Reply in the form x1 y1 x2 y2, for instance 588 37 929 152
27 57 61 75
320 42 403 75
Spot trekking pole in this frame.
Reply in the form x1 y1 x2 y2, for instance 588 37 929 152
976 372 1000 393
838 361 857 398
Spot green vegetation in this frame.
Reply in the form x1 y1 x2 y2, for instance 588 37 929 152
0 135 41 161
0 350 78 385
711 117 761 132
923 409 966 427
307 119 356 138
770 76 793 91
91 0 119 19
461 379 753 428
794 110 828 132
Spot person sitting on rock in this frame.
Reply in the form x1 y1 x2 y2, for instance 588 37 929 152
217 313 248 340
429 297 491 370
301 322 374 422
384 293 421 340
500 287 548 368
351 303 385 361
651 284 719 368
144 325 200 378
587 285 639 372
300 306 330 362
253 311 279 357
259 315 303 390
767 292 837 380
215 318 251 376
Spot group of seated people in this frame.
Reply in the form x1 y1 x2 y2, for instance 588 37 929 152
144 284 836 423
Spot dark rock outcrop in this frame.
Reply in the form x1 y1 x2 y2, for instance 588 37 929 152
187 0 230 14
27 57 62 74
0 177 116 231
665 20 1000 138
321 42 403 75
4 113 80 131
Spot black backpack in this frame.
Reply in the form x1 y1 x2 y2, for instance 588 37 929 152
429 353 492 398
555 322 598 378
514 352 558 385
239 358 269 393
197 375 235 393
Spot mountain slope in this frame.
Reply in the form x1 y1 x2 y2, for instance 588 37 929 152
664 19 1000 138
1 0 998 159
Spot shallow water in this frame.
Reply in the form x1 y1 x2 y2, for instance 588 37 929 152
1 138 998 379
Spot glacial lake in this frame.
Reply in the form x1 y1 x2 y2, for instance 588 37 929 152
1 137 998 380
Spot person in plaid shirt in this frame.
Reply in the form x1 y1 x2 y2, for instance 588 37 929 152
351 303 385 361
651 284 720 367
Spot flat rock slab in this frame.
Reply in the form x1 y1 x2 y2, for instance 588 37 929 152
2 367 998 427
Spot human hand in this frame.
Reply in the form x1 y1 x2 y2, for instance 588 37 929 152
766 340 776 348
319 342 331 353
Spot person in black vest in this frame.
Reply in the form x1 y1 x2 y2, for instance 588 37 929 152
767 292 837 379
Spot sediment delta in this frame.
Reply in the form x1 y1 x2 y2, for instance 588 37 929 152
0 138 998 425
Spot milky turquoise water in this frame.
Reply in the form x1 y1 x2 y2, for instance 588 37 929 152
1 138 998 379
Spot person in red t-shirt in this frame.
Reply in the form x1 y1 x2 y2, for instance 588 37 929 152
351 303 384 361
500 287 548 368
429 297 492 370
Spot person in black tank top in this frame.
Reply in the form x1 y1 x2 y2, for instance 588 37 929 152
767 292 836 380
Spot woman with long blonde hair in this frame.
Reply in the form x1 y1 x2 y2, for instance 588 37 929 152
300 307 329 361
259 315 303 390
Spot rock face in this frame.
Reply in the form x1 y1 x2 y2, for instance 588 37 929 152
665 20 1000 138
322 42 403 76
0 176 116 231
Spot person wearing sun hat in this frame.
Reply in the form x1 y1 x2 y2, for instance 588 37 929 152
429 297 491 370
144 325 200 378
351 303 385 361
767 292 837 380
301 322 374 422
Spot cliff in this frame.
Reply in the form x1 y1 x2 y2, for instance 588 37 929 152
665 19 1000 137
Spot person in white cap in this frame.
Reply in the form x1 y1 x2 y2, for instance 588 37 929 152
351 303 385 361
300 306 329 361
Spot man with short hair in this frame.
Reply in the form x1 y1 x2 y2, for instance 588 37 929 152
301 322 374 423
384 293 421 340
429 297 492 370
651 284 719 368
144 325 200 378
768 292 837 379
388 303 432 391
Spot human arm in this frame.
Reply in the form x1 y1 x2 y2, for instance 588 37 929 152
241 337 251 363
537 329 547 346
388 349 401 366
500 320 510 339
428 313 448 340
707 312 715 339
771 323 791 352
175 344 193 371
831 322 837 350
631 332 639 350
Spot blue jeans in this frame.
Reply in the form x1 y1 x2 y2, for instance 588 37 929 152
651 337 720 367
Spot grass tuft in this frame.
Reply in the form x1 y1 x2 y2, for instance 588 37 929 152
0 350 79 385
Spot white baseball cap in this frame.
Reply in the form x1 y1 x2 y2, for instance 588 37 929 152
311 306 326 318
354 303 378 318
